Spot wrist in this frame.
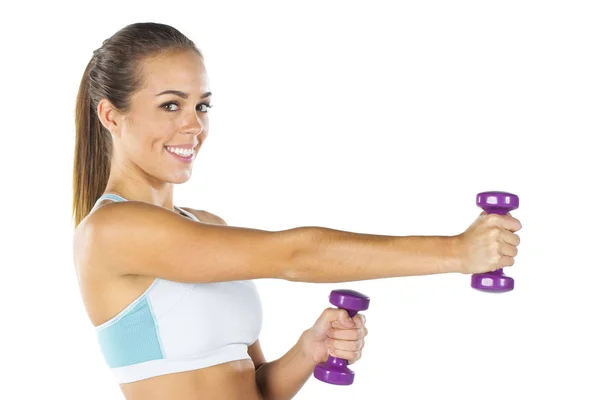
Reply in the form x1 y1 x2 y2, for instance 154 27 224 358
298 329 320 367
446 235 465 274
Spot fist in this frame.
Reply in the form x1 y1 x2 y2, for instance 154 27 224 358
301 307 368 365
455 211 522 274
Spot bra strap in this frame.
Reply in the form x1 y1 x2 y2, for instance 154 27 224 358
93 193 128 210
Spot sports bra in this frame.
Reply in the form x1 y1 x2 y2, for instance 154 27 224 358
90 193 263 383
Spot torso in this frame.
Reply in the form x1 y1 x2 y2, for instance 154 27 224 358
76 200 263 400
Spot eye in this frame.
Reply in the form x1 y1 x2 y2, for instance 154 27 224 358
160 101 213 113
197 103 213 113
161 101 180 112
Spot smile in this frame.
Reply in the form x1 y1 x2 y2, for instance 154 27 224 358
165 146 195 162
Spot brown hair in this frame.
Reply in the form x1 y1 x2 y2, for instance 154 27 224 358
72 22 202 227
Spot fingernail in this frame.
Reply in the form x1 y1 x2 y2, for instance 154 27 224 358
345 318 355 326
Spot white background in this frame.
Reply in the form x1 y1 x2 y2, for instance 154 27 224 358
1 1 599 399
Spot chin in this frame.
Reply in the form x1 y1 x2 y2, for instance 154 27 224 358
171 174 193 184
161 169 193 184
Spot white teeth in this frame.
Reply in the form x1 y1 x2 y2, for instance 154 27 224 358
166 147 194 157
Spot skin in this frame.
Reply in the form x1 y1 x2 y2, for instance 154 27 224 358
76 49 368 399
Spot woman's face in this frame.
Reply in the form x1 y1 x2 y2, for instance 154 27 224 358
111 49 211 185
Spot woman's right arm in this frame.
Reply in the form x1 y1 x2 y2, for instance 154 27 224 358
73 201 521 283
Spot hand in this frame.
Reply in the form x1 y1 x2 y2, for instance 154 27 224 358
300 307 368 366
455 211 522 274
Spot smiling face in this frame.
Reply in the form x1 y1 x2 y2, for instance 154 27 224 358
109 49 211 185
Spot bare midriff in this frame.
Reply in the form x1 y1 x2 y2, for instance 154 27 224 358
119 360 263 400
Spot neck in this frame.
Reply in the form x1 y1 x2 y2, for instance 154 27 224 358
105 165 176 211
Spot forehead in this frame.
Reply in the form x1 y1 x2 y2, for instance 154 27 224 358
138 50 209 93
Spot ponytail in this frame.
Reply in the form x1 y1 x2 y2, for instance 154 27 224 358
72 59 111 228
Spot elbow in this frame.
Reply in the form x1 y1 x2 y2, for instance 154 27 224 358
276 226 323 282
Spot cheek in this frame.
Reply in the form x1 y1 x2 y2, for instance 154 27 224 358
140 120 174 148
201 118 210 138
122 111 172 158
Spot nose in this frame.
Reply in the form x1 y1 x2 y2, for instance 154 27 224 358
181 109 204 135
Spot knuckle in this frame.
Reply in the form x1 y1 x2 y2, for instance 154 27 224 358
324 307 336 317
493 253 502 267
492 237 501 249
493 244 502 258
494 226 503 237
488 227 500 240
487 214 500 224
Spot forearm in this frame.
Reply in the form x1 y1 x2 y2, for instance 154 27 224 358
285 227 462 282
255 331 316 400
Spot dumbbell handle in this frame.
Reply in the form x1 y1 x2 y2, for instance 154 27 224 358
324 308 358 370
482 203 509 275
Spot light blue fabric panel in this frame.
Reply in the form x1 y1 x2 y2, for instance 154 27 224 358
97 298 164 368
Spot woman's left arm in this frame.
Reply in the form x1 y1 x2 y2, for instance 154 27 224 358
251 335 316 400
253 310 368 400
185 209 368 399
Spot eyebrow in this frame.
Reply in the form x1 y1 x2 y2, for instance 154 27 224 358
156 90 212 99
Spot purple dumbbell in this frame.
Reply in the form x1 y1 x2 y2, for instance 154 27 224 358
471 191 520 293
313 289 370 386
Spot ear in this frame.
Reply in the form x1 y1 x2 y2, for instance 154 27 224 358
97 98 122 137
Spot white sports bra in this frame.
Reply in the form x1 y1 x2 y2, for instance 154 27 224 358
90 193 263 383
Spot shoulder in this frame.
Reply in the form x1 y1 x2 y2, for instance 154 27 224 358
180 207 227 226
73 200 160 262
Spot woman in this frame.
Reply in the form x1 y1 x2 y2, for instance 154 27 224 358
72 22 521 400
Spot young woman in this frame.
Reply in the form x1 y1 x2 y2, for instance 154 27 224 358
72 22 521 400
